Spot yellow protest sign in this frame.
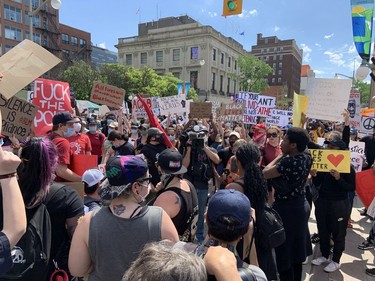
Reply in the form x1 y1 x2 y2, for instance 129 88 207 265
310 149 351 173
293 92 309 127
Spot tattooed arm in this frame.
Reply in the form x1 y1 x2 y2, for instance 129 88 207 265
153 191 181 219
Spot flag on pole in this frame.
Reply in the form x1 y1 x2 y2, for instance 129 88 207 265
351 0 374 61
136 8 141 14
136 93 173 148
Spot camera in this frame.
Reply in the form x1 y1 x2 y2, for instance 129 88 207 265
188 131 205 149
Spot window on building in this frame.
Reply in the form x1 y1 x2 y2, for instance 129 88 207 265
273 55 276 60
227 77 230 93
156 51 163 63
278 77 281 83
71 36 78 46
5 26 22 40
30 0 39 8
212 73 216 90
228 57 231 68
80 39 86 47
43 35 48 46
190 71 198 89
272 78 275 83
280 55 283 60
173 49 180 61
220 75 223 92
234 79 237 93
42 17 47 29
34 33 40 44
266 56 269 61
62 49 70 58
212 49 216 61
279 62 282 68
5 45 14 52
172 72 180 79
140 52 147 64
234 60 237 70
24 11 39 27
280 47 284 52
125 54 132 65
272 63 276 68
221 53 225 64
12 0 22 3
272 70 276 76
62 33 69 44
4 5 22 23
278 69 282 75
191 47 199 60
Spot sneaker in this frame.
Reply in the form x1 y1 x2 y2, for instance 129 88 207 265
324 261 340 273
311 256 328 265
366 268 375 276
358 240 374 250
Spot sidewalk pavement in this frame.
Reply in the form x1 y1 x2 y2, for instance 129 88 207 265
302 195 375 281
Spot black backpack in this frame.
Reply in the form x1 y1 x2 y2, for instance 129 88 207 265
0 184 61 280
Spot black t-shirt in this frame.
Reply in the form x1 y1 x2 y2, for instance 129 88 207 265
141 143 167 186
361 135 375 169
218 147 233 167
114 142 135 156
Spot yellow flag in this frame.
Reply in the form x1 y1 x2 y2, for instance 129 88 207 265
293 92 309 127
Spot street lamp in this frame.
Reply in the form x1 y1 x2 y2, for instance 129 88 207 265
29 0 62 42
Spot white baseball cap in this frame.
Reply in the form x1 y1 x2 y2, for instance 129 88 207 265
82 168 105 187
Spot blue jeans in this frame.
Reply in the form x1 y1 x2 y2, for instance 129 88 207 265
196 188 208 242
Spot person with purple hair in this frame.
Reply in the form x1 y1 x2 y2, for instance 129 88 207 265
16 137 84 280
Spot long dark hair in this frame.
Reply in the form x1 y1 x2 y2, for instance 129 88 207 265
19 137 58 208
235 143 267 213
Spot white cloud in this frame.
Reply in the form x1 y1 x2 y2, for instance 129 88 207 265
348 44 356 54
315 43 322 48
314 70 326 75
238 9 258 18
98 43 106 49
324 51 345 66
324 33 334 39
208 11 217 17
273 26 280 32
300 43 312 63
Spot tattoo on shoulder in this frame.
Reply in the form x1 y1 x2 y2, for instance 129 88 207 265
113 204 126 216
174 195 181 206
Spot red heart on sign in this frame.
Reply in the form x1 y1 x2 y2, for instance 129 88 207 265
327 154 344 167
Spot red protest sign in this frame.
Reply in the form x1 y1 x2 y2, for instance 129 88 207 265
356 169 375 208
32 78 72 136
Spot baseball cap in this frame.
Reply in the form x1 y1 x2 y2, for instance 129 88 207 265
131 121 139 128
99 156 148 200
229 131 241 139
207 189 251 229
254 123 267 131
323 139 347 150
52 112 79 125
87 117 97 125
139 123 150 130
148 127 163 137
157 149 187 175
82 168 105 187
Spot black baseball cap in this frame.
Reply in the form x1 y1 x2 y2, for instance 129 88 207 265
157 149 187 175
52 112 79 125
324 139 347 150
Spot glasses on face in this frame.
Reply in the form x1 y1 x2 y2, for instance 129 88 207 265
138 176 152 186
267 132 278 138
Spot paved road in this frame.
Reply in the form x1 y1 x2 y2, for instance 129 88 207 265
303 196 374 281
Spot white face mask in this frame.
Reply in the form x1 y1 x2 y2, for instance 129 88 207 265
89 126 97 133
204 136 209 143
74 123 82 133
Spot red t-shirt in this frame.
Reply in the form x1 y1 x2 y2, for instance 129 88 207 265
87 131 105 156
48 132 71 165
66 133 92 155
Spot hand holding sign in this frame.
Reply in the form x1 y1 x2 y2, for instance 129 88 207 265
310 149 351 173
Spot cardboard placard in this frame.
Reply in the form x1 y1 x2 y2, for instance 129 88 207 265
90 82 125 109
32 78 72 136
356 169 375 209
219 103 245 122
0 94 38 139
266 109 293 127
70 154 98 176
189 102 212 119
158 95 186 116
0 39 61 99
310 149 351 173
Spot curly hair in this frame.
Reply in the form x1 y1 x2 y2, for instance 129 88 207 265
19 137 58 208
235 143 267 213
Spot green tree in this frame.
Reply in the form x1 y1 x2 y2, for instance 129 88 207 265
230 55 273 93
354 80 371 107
187 88 199 101
61 60 100 100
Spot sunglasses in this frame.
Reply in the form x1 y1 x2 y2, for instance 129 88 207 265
267 133 278 138
137 176 152 185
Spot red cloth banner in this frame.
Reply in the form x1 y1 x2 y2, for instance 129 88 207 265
136 93 173 148
32 78 72 136
356 169 375 208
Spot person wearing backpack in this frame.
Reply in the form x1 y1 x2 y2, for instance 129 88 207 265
0 145 26 276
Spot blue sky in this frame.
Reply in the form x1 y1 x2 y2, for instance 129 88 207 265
59 0 364 80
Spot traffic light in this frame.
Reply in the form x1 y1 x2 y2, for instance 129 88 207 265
222 0 243 16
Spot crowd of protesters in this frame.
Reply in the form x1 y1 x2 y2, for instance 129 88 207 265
1 101 375 281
